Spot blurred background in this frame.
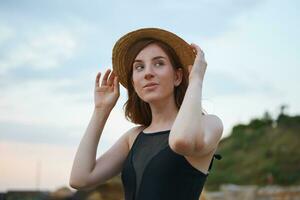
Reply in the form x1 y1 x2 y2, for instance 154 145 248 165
0 0 299 199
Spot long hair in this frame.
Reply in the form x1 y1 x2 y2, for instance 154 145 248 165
123 38 206 126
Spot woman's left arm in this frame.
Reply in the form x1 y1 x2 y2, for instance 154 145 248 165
169 43 223 157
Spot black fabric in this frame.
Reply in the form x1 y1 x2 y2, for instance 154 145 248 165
121 129 222 200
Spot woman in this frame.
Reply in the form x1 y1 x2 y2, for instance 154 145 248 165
69 28 223 200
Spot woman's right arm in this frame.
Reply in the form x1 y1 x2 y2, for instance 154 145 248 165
69 107 109 189
69 68 127 190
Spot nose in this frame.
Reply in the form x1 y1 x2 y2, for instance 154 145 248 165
144 64 155 79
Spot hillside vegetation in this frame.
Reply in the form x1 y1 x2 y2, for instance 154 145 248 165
206 109 300 191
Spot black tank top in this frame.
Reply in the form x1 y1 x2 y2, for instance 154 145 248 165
121 129 222 200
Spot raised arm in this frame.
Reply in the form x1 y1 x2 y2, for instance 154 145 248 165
69 108 109 189
69 110 142 190
69 69 121 189
169 44 223 157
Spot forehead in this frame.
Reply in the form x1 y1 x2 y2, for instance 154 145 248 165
135 43 168 60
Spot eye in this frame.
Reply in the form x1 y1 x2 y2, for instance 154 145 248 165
135 65 144 70
155 61 164 67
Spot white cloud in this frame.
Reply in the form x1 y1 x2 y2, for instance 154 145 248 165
183 0 300 138
0 24 14 44
0 28 77 74
0 70 137 150
0 78 87 126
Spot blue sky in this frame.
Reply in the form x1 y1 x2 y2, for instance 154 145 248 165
0 0 299 192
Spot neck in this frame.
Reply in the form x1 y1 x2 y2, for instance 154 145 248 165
146 96 178 131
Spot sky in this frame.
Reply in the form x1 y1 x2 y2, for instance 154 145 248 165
0 0 299 192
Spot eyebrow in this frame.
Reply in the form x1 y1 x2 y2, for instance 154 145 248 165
134 56 166 63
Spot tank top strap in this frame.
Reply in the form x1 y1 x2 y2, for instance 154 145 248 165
130 130 145 152
208 153 222 171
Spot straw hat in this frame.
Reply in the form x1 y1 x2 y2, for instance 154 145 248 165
112 27 196 89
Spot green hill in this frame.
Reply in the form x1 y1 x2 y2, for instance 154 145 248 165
206 110 300 191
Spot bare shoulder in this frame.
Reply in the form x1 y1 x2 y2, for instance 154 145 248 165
79 125 146 189
125 125 146 149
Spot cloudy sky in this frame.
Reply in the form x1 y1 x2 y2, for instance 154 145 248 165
0 0 299 192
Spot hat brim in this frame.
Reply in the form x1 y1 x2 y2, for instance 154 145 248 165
112 27 196 89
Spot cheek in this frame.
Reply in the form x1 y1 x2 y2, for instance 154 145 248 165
132 75 142 91
161 70 175 85
160 77 175 93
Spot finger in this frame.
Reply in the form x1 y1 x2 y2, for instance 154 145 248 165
190 43 200 52
190 44 197 55
101 68 111 86
191 43 201 51
114 75 119 94
191 43 204 57
188 65 193 74
107 70 115 86
190 44 201 60
95 72 101 88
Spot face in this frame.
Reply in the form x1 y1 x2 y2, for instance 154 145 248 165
131 43 182 103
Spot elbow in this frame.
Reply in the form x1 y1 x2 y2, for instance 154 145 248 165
169 138 200 156
69 180 83 190
69 181 91 191
69 176 88 190
69 183 79 190
69 177 98 191
169 129 205 156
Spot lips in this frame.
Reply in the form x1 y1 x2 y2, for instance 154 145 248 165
143 83 158 88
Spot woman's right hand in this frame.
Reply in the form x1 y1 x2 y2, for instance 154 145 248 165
94 68 120 111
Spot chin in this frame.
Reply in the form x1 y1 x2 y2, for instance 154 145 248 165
142 93 169 104
141 95 161 103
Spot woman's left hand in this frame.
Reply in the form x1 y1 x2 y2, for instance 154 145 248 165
188 43 207 82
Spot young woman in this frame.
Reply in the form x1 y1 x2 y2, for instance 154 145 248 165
69 28 223 200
